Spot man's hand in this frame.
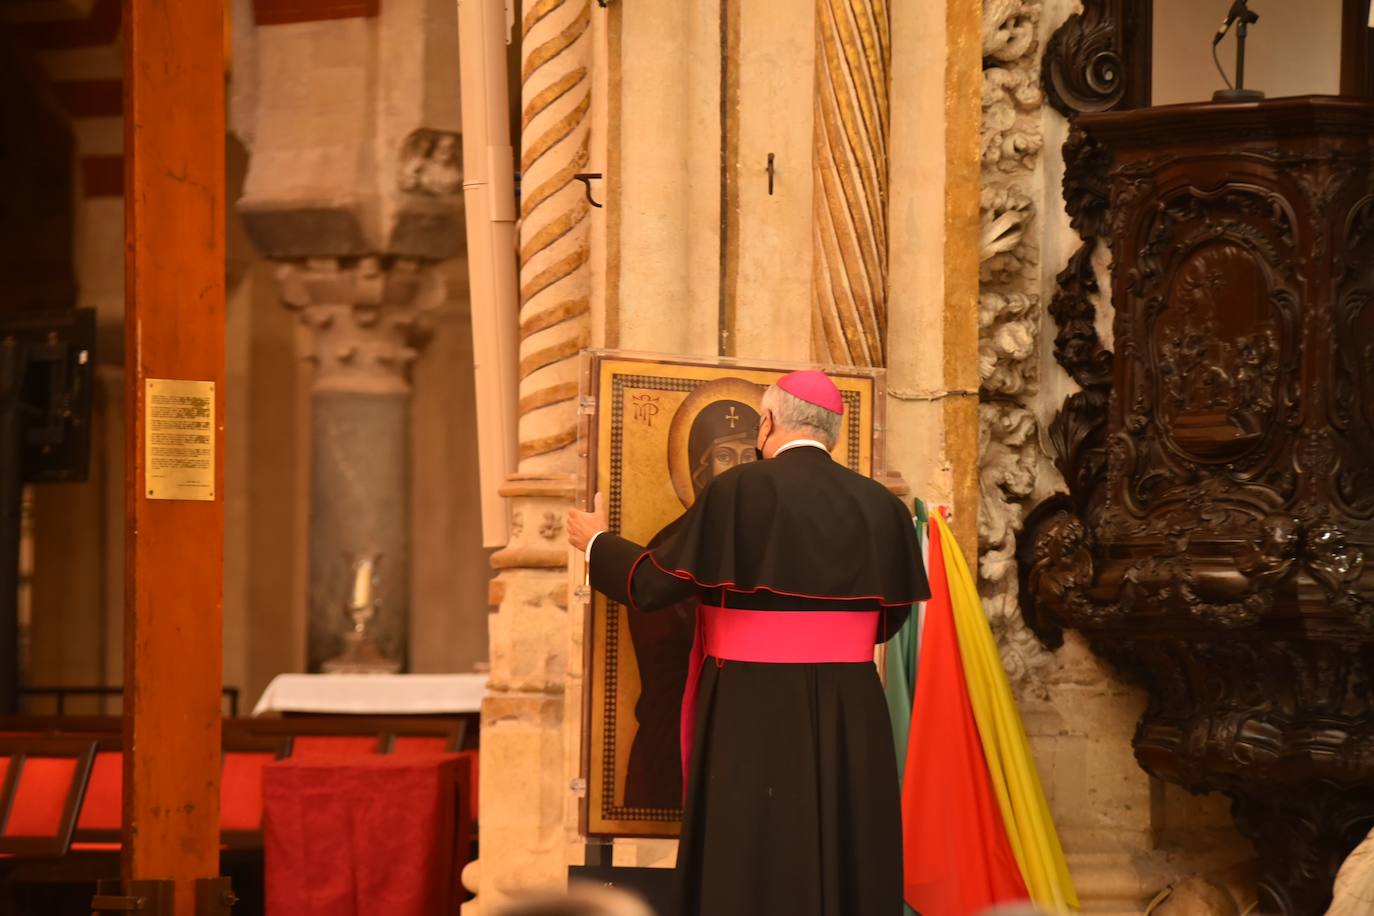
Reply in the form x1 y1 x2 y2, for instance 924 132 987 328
567 492 607 553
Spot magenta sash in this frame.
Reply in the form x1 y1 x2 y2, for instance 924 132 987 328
678 605 879 801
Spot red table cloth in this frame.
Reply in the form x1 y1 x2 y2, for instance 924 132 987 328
263 754 468 916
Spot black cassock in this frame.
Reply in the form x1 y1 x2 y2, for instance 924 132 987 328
589 444 930 916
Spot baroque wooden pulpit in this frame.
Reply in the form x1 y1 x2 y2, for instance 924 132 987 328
1021 96 1374 914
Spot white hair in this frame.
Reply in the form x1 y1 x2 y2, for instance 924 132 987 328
762 383 842 449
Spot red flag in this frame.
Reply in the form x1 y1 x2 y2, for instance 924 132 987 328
901 518 1029 915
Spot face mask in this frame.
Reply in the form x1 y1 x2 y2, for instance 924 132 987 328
754 446 765 462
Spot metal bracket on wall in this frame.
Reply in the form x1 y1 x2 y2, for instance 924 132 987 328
573 172 604 208
92 879 175 915
196 877 238 915
92 877 236 915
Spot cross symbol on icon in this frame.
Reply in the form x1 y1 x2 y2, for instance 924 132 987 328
725 406 739 428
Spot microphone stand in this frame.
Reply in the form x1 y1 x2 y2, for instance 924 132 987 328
1213 0 1264 102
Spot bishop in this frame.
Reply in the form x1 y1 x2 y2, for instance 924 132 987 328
568 369 929 916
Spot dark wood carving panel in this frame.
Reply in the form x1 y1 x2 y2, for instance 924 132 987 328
1024 93 1374 916
1085 99 1374 633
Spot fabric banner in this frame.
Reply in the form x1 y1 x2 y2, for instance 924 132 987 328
901 516 1029 914
884 502 927 916
933 513 1078 912
883 499 928 770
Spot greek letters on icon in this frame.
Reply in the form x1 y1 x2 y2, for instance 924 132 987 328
633 393 661 427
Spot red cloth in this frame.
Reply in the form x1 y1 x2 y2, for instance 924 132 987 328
222 751 277 831
263 755 464 916
901 519 1028 915
291 736 381 759
390 736 450 756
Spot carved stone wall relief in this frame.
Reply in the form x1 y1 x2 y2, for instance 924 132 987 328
978 0 1052 691
398 129 462 197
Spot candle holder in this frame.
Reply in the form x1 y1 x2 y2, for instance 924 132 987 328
322 554 400 674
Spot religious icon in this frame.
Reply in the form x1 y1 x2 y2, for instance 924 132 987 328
579 351 883 837
625 380 761 811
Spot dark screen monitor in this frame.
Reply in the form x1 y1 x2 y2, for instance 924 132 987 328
0 307 95 483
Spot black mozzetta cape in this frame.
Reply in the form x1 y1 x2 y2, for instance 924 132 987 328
590 443 930 623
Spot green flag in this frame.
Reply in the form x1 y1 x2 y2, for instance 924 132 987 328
884 497 928 916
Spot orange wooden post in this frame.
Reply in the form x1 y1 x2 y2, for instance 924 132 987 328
122 0 226 911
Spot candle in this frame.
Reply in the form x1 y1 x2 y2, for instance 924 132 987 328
352 557 374 609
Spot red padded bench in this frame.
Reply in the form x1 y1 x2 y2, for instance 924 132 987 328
0 715 476 855
0 737 96 857
0 716 480 915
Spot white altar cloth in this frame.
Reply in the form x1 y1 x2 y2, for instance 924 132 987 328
252 673 488 717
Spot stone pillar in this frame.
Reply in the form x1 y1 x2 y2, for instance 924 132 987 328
516 0 594 470
471 0 593 906
276 257 441 670
231 0 466 673
811 0 891 366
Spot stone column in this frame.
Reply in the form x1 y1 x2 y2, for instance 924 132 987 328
515 0 594 469
471 0 593 906
276 257 441 670
231 0 466 673
811 0 891 366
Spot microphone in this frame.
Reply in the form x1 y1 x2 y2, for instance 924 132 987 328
1214 0 1252 46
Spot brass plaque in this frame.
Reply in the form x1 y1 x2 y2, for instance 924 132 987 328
145 378 215 501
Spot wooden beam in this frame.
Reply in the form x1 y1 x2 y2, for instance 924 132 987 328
123 0 225 910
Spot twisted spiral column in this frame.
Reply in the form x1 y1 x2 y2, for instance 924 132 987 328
475 2 594 906
518 0 593 472
811 0 891 367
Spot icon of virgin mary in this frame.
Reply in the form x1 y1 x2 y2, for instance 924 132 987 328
623 378 761 810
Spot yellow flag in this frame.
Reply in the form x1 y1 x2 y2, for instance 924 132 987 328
934 514 1080 912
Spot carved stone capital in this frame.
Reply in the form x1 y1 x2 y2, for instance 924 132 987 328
488 473 577 575
276 256 443 395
